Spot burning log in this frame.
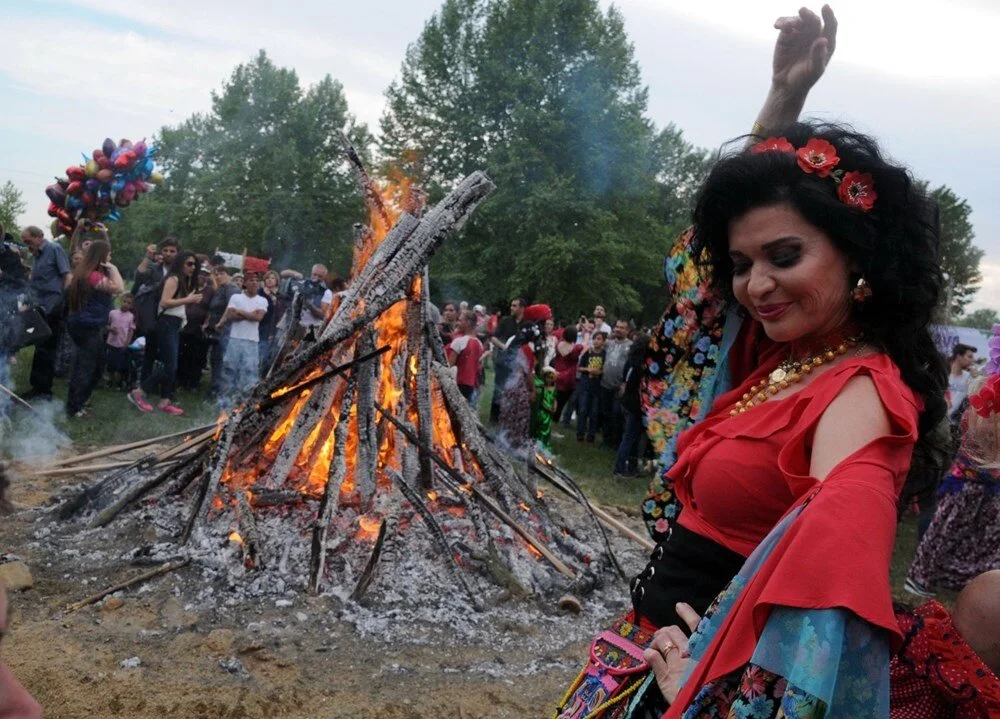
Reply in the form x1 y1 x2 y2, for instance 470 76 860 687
354 333 379 505
257 171 494 400
236 490 265 569
349 516 387 602
309 376 357 592
261 374 342 490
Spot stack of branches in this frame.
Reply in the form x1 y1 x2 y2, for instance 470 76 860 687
54 141 625 608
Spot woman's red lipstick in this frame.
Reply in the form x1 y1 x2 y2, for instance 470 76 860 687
755 303 790 320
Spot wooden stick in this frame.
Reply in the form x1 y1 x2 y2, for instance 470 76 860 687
34 428 217 478
374 403 575 579
257 345 390 412
64 558 190 613
0 382 40 416
41 422 220 468
532 461 654 551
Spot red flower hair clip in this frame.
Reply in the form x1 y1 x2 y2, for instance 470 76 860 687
969 375 1000 419
750 136 877 212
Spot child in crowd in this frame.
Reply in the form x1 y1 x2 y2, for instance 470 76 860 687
105 293 136 390
576 331 605 442
532 366 558 450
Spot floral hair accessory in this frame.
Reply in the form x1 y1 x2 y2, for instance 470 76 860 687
796 138 840 177
968 324 1000 418
969 375 1000 419
750 136 877 212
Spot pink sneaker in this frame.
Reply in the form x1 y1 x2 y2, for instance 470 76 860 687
127 389 154 413
159 402 185 416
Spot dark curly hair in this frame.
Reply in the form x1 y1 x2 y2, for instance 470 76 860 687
691 122 947 436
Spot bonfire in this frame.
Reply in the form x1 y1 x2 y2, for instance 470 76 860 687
51 140 626 612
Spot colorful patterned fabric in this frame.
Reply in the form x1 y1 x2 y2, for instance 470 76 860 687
907 454 1000 590
673 504 893 719
641 229 729 541
890 601 1000 718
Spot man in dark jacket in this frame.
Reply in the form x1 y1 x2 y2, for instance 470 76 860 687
22 225 70 400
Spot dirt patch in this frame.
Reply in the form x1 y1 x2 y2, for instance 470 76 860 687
1 459 645 718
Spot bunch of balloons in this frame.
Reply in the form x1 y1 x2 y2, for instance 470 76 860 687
45 137 163 237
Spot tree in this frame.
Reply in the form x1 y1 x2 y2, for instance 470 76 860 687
0 181 26 237
381 0 707 323
931 185 983 319
110 51 370 276
957 308 998 331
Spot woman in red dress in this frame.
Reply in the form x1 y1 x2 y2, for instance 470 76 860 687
555 12 949 719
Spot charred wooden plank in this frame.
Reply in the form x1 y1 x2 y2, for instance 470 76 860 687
309 376 358 593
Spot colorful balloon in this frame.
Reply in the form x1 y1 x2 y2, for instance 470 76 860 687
149 172 164 185
67 166 86 182
113 154 130 171
96 168 114 184
85 160 99 177
93 149 104 162
67 181 83 196
133 141 147 158
97 156 111 170
45 184 66 205
102 138 116 158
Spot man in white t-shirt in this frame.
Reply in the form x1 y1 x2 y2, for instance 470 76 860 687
218 272 268 402
298 263 329 333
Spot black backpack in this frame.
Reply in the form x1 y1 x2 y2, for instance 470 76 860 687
133 280 163 336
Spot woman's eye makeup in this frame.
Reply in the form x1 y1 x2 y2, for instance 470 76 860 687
770 247 801 268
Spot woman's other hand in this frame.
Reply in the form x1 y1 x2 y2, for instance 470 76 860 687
643 602 703 704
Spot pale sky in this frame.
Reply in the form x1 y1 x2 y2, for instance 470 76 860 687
2 0 998 309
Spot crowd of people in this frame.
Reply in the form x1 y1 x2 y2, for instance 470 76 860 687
0 216 652 480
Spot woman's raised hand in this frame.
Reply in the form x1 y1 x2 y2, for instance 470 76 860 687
771 5 838 101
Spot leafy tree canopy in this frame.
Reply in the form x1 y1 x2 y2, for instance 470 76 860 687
110 51 371 277
957 307 998 332
0 181 26 237
381 0 709 324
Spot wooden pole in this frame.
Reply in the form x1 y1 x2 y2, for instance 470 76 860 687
0 382 40 416
532 461 654 551
64 558 190 612
41 422 219 468
34 428 217 478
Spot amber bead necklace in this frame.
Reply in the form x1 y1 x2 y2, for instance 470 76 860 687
730 335 864 417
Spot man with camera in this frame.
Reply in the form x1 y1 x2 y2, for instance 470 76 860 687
297 263 330 340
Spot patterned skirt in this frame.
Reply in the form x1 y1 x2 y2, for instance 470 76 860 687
908 455 1000 590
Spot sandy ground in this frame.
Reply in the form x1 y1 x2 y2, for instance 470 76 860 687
1 461 645 718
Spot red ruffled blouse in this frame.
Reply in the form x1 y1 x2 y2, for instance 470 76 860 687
670 353 921 557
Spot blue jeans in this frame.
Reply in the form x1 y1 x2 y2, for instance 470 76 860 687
222 337 260 404
140 314 181 401
614 410 643 475
576 381 601 440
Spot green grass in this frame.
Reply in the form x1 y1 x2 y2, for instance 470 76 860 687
6 345 218 450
